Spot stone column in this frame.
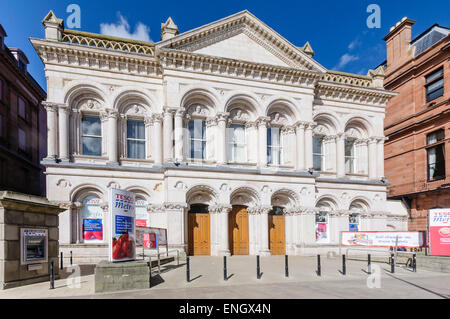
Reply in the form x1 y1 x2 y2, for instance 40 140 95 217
295 122 306 171
57 104 70 162
153 114 163 165
144 117 153 160
377 137 386 178
43 102 58 161
107 110 119 164
164 203 189 253
305 123 314 170
211 205 232 256
324 135 336 172
368 138 378 179
174 108 185 162
245 122 258 164
249 206 272 256
163 108 174 162
336 133 346 177
257 117 270 168
216 113 229 165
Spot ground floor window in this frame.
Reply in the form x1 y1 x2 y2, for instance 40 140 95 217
80 196 103 243
349 213 360 232
135 198 149 227
315 211 329 243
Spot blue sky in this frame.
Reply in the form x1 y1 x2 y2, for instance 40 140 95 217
1 0 449 91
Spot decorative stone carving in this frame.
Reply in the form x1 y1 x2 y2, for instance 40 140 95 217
229 108 250 122
147 204 164 214
79 99 102 111
269 112 288 126
187 105 209 117
174 181 188 190
209 204 232 214
56 179 72 188
247 205 272 215
107 181 121 189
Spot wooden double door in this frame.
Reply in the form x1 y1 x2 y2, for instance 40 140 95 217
188 213 210 256
229 206 249 255
269 215 286 255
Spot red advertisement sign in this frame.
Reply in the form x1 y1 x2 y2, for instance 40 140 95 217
429 209 450 256
136 220 147 227
143 233 158 249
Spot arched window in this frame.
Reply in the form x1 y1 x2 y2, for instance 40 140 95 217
315 204 331 244
313 136 324 171
268 127 283 165
81 195 103 243
81 115 102 156
188 119 206 160
228 124 247 163
345 138 356 174
126 119 146 159
349 209 360 232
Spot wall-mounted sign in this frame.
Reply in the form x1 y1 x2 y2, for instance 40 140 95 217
109 189 136 263
83 219 103 242
20 228 48 265
143 233 158 249
429 209 450 256
341 231 425 248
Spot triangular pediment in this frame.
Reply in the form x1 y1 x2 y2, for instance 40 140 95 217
156 10 326 72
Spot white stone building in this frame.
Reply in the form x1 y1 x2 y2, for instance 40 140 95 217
31 10 406 263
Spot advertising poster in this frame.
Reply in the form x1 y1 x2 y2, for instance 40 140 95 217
341 231 425 248
135 198 148 227
316 223 328 243
81 196 103 243
143 233 158 249
349 223 359 232
110 189 136 262
83 219 103 242
429 209 450 256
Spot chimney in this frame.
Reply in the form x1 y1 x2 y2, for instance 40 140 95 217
161 17 179 41
42 10 64 41
383 17 416 71
9 48 29 73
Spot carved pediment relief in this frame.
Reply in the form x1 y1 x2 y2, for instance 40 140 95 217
314 124 329 136
123 104 149 117
269 112 288 126
78 99 102 111
229 108 250 122
187 105 210 117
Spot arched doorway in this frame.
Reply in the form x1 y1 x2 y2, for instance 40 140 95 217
269 207 285 255
188 204 210 256
229 205 249 255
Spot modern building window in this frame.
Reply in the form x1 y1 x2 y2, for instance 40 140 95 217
189 119 206 160
427 129 445 181
81 115 102 156
80 196 103 243
345 139 356 174
315 210 329 243
228 124 247 163
313 136 324 171
268 127 282 165
18 97 26 119
18 127 26 151
425 67 444 103
126 120 146 159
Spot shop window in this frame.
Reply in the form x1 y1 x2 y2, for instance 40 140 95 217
425 67 444 103
313 136 324 171
426 129 445 181
81 196 103 243
127 120 146 159
81 115 102 156
228 124 247 163
268 127 283 165
135 197 149 227
349 213 360 232
188 119 206 160
315 210 329 243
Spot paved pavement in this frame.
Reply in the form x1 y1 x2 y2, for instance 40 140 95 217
1 256 449 299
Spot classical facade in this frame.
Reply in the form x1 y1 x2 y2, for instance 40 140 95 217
32 10 405 263
383 18 450 232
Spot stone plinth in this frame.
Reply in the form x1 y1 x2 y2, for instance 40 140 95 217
95 260 150 293
0 191 65 290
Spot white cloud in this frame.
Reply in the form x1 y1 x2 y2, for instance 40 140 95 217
348 38 360 50
334 53 359 70
100 12 152 42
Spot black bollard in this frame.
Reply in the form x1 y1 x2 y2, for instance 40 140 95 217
317 255 321 276
391 253 395 273
368 254 371 274
60 252 63 270
413 253 417 272
186 256 190 283
285 255 289 278
224 256 227 281
49 261 55 290
342 254 346 275
70 251 73 266
257 255 261 279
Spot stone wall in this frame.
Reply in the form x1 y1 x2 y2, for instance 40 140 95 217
0 191 64 289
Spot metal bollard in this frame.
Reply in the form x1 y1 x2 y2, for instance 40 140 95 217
317 255 321 277
391 253 395 273
367 254 371 274
158 253 161 275
413 253 417 272
70 251 73 266
257 255 261 279
342 254 346 275
224 256 228 281
60 252 63 270
186 256 190 283
177 250 180 266
285 255 289 278
49 261 55 290
149 256 152 288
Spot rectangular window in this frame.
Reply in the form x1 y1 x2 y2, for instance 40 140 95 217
425 68 444 103
228 124 247 163
349 214 360 232
313 136 324 171
315 212 329 243
345 139 355 174
18 128 26 151
127 120 146 159
427 130 445 182
18 97 26 119
81 115 102 156
189 120 206 160
267 127 282 165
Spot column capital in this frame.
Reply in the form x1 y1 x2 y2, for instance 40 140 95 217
305 121 317 130
368 137 379 144
247 205 272 215
175 107 186 118
256 116 271 127
106 109 119 119
323 135 337 142
206 117 217 127
163 107 176 117
209 204 232 214
144 116 154 126
281 125 296 134
42 101 62 112
152 113 164 123
336 132 346 140
294 121 308 130
245 121 257 129
216 112 230 122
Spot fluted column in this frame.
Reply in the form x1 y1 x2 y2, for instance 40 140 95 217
153 114 163 165
377 137 386 178
107 110 119 164
163 108 174 162
305 123 315 170
216 113 229 165
295 122 306 171
174 108 185 162
257 117 270 168
336 133 346 177
58 104 70 162
368 137 378 179
43 102 58 161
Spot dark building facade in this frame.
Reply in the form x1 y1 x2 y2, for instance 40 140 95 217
0 24 47 196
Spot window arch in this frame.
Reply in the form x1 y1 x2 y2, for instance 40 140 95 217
344 123 369 175
349 199 369 232
315 198 336 244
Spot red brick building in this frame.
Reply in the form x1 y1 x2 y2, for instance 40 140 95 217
383 18 450 233
0 24 47 196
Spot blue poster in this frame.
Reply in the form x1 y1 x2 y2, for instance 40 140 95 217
83 219 103 241
349 223 359 232
115 215 133 234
